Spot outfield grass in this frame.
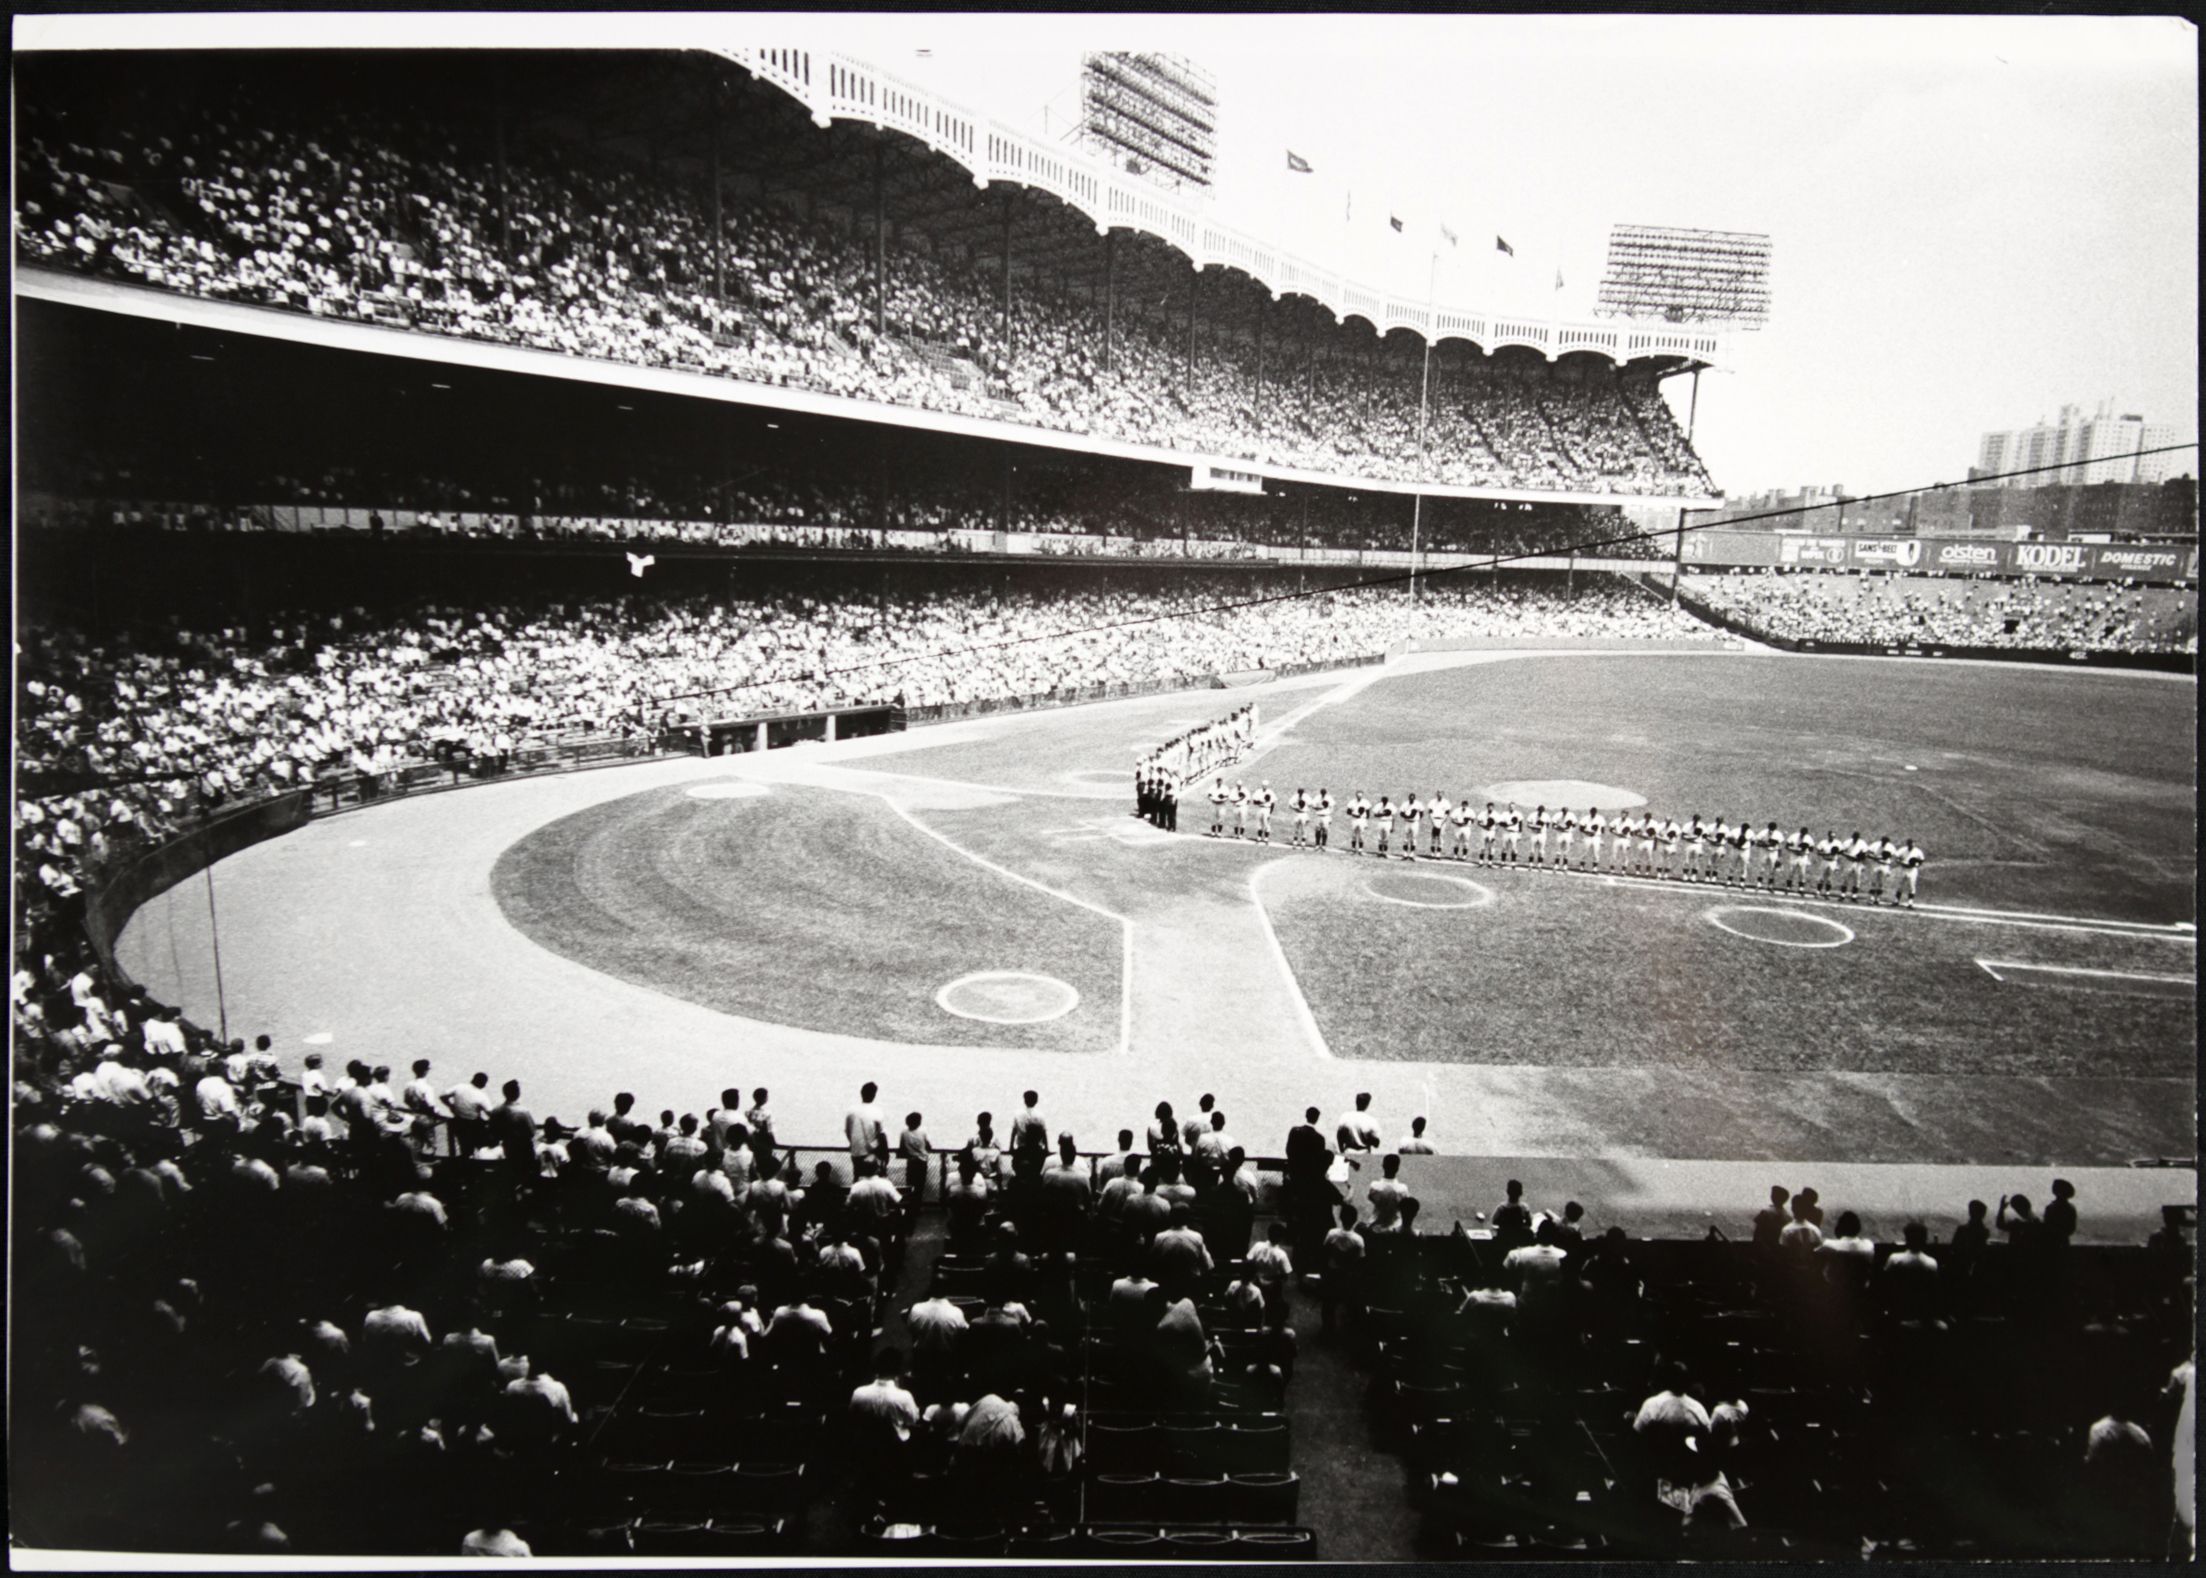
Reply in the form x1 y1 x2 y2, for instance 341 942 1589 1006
1259 851 2194 1077
491 782 1122 1051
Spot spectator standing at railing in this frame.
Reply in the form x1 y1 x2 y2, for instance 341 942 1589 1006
845 1080 887 1167
898 1111 931 1201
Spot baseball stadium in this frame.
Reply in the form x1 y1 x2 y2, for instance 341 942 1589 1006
12 28 2199 1565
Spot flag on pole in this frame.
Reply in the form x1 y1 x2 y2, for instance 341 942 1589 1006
1389 214 1404 233
1554 267 1565 291
1439 223 1459 248
1286 149 1313 173
1496 236 1515 256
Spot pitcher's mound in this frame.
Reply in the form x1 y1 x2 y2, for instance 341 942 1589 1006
1483 780 1644 810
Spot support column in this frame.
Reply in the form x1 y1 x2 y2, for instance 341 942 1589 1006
1185 263 1199 387
1102 229 1117 375
873 140 887 337
1254 297 1266 412
1000 190 1014 355
1687 366 1702 442
492 62 510 259
709 82 725 302
825 713 838 744
755 721 769 753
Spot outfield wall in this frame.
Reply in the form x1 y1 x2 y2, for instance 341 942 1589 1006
1680 528 2199 583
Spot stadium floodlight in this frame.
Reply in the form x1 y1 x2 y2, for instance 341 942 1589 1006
1594 224 1772 329
1078 52 1218 192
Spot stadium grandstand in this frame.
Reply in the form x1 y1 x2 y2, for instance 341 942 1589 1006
16 48 1718 501
11 33 2198 1568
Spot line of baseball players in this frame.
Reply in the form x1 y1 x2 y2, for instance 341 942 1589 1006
1204 783 1926 907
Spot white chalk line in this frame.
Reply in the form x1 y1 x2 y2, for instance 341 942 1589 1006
1363 873 1496 910
1248 859 1337 1062
1168 834 2190 944
1915 900 2191 936
1977 959 2195 987
1705 905 1856 949
936 970 1081 1024
1225 665 1396 778
884 798 1135 1059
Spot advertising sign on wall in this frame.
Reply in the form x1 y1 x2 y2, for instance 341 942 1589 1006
1929 540 2004 572
2088 544 2188 580
1679 531 2197 583
1849 538 1925 569
1679 531 1782 566
2011 540 2092 576
1776 536 1851 566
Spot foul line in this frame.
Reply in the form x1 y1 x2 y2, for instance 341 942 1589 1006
1168 833 2194 946
1248 859 1337 1062
1915 900 2192 936
1977 958 2195 987
1227 665 1397 778
883 798 1135 1058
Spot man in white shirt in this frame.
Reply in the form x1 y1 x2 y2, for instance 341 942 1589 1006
1194 1109 1235 1166
906 1296 970 1361
1008 1089 1049 1158
1503 1219 1572 1312
444 1071 492 1157
846 1080 887 1163
846 1157 903 1231
1365 1154 1411 1228
402 1058 448 1125
1398 1116 1436 1154
1321 1204 1367 1335
849 1348 921 1443
141 1012 189 1059
1335 1092 1382 1154
194 1068 242 1125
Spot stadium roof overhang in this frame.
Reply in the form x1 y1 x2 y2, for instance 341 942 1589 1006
16 268 1720 513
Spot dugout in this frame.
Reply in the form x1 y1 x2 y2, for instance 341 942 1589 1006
676 703 907 756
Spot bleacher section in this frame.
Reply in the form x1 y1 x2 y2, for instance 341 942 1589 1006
1686 571 2197 654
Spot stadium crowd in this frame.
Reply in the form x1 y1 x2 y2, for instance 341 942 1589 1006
25 474 1673 563
1687 571 2198 654
17 88 1714 497
15 577 1711 916
11 944 2194 1559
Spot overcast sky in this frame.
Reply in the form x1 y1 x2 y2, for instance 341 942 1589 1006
24 11 2199 497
